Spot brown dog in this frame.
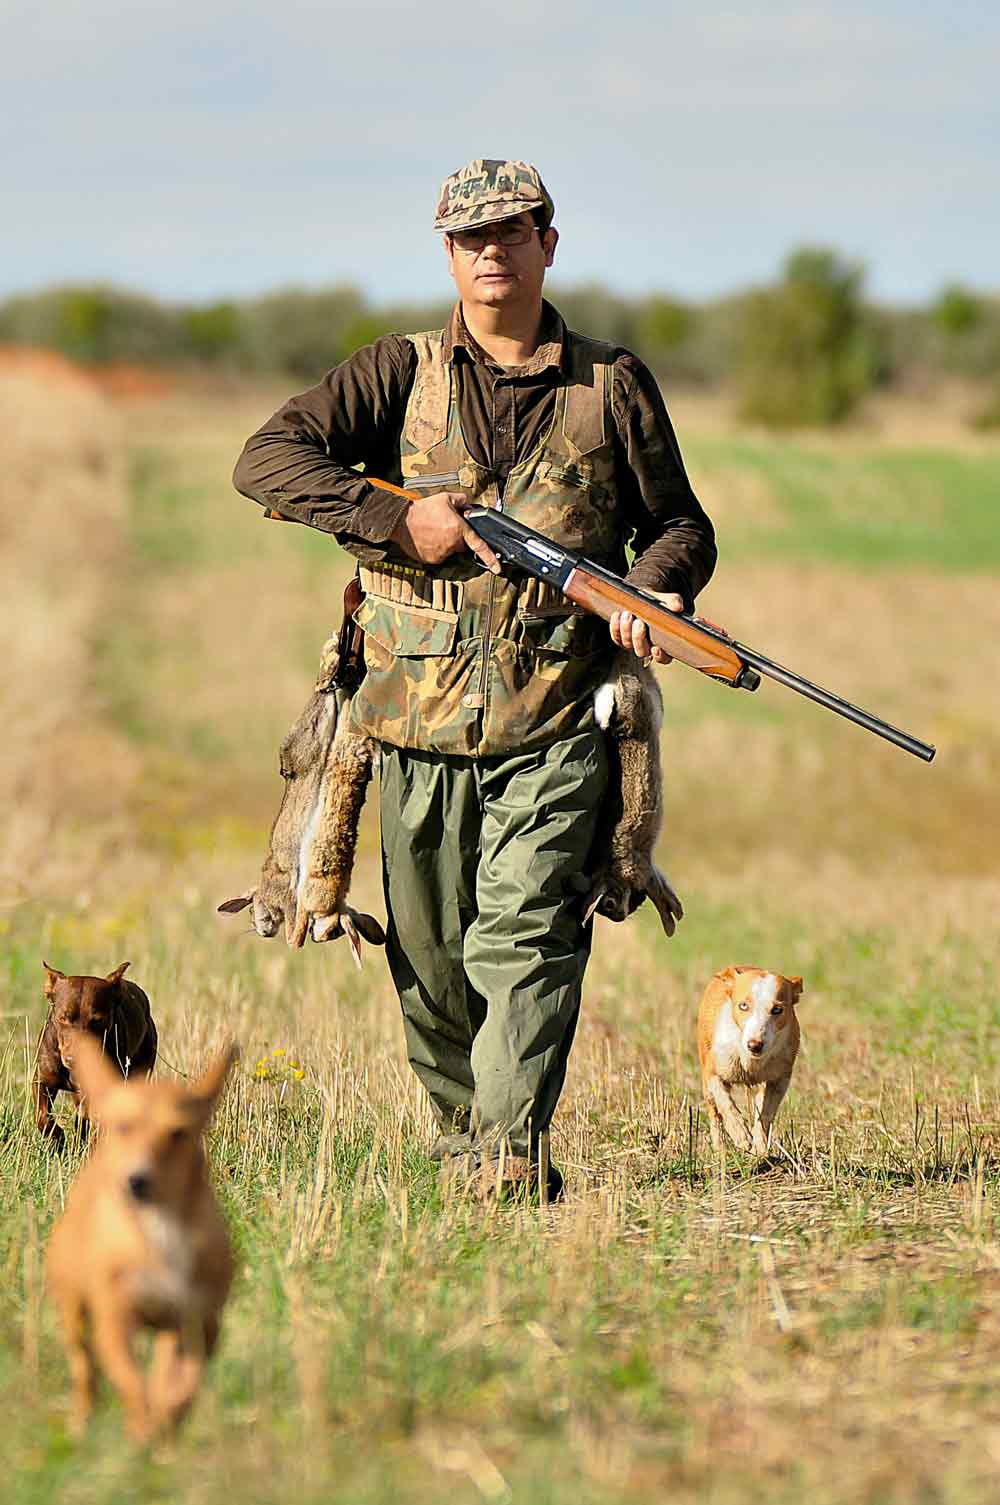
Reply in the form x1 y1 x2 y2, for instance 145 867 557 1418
47 1032 238 1441
697 966 803 1156
35 961 157 1146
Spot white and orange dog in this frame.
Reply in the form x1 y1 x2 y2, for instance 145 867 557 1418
697 966 803 1156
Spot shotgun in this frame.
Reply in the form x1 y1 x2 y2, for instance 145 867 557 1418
462 506 935 763
262 479 936 763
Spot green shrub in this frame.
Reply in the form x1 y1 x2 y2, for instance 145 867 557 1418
183 302 243 362
335 313 402 361
635 294 693 354
932 283 984 337
237 286 370 381
0 284 187 363
735 248 881 427
547 282 637 347
2 267 996 407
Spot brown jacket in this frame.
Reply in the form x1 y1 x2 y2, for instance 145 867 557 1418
233 302 716 607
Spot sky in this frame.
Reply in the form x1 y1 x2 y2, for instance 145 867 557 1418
2 0 997 307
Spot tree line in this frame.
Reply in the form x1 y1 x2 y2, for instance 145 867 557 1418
1 249 997 427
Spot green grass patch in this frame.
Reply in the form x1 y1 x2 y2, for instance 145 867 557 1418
687 437 1000 570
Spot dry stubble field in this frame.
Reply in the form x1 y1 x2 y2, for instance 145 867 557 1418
1 361 999 1504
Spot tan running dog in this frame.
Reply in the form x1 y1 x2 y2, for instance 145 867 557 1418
35 961 158 1147
47 1032 238 1441
697 966 803 1156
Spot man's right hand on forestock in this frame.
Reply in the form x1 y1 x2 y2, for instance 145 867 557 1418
391 492 501 573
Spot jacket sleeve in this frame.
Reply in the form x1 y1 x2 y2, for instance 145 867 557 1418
231 335 417 559
611 353 717 608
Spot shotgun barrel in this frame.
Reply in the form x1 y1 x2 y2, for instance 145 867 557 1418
464 506 936 764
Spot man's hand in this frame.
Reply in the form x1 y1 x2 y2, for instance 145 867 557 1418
391 492 500 573
610 590 685 664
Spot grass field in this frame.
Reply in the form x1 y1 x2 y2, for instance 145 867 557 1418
2 369 999 1504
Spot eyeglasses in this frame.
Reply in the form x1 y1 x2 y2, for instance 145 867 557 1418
448 221 544 254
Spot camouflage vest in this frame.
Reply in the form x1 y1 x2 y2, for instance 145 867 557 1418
349 327 620 756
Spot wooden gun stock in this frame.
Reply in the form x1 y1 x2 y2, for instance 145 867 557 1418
563 569 748 685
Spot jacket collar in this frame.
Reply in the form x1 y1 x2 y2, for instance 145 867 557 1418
443 300 566 375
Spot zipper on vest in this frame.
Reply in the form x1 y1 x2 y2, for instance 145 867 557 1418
464 570 495 712
466 481 500 716
464 482 501 715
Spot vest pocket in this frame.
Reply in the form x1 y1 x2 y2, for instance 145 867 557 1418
354 597 459 657
517 610 606 659
543 460 604 492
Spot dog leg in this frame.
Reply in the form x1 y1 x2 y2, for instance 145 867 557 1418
706 1076 753 1152
150 1330 205 1433
131 1020 158 1079
752 1076 791 1156
203 1312 222 1358
34 1078 65 1148
91 1301 150 1442
149 1331 180 1427
703 1093 724 1155
57 1293 96 1436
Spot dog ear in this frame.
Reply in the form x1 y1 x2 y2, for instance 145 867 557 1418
724 965 761 994
188 1042 240 1125
64 1029 122 1108
788 976 804 1003
105 961 130 986
42 961 65 998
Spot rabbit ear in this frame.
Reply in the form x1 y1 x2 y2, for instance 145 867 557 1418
582 885 607 925
218 893 253 915
342 914 364 971
350 911 386 946
646 869 683 939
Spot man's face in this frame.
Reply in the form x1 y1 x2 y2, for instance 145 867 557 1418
445 212 558 312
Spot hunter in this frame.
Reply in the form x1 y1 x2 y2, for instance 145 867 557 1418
232 158 717 1200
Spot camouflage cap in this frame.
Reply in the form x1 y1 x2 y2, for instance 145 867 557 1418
433 158 554 235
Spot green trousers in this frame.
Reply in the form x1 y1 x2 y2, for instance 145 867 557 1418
379 730 608 1158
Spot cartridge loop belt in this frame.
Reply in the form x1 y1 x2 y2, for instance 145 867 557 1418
358 564 569 617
